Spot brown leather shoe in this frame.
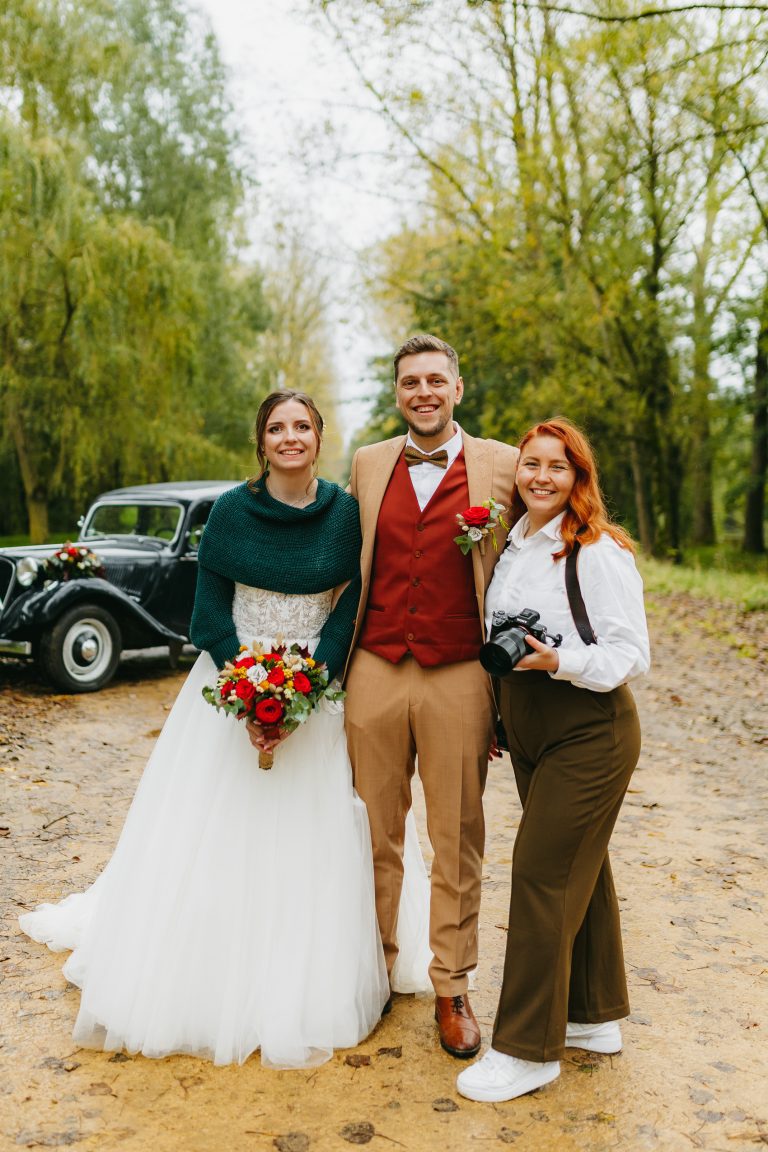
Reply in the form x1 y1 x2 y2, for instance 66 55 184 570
434 994 481 1058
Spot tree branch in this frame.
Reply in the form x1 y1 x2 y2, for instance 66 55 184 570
485 2 768 24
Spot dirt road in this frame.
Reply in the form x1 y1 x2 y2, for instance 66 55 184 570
2 592 767 1152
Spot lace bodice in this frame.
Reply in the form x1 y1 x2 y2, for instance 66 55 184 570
232 584 334 649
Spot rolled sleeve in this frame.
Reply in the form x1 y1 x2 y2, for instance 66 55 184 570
550 542 650 692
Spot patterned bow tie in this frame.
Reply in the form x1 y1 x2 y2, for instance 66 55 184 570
404 446 449 469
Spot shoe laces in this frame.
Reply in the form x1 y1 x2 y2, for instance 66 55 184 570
451 995 466 1013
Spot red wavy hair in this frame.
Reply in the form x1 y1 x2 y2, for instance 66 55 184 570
511 418 635 560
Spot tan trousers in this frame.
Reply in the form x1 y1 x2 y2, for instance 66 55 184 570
345 648 495 996
493 674 641 1062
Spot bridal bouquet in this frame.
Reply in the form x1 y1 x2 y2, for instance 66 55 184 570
202 642 344 769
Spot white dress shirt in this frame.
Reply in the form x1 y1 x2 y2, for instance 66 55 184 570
484 512 650 693
405 424 464 511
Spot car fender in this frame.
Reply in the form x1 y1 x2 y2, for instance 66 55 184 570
1 578 187 645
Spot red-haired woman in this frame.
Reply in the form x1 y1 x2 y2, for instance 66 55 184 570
457 418 650 1103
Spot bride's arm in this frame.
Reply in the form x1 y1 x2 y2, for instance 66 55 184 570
245 576 361 756
314 575 361 682
331 580 350 608
189 564 240 667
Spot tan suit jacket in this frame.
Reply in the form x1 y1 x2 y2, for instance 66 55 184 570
345 429 518 991
347 430 519 669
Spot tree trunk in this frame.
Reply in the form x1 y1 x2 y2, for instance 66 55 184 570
663 436 683 564
689 252 716 546
28 498 50 545
7 408 50 543
628 435 655 554
743 281 768 554
689 411 716 546
640 321 681 561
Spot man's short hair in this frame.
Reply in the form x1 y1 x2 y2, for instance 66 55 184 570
393 334 460 382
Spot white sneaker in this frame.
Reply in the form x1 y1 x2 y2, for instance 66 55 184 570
456 1048 560 1103
565 1020 623 1054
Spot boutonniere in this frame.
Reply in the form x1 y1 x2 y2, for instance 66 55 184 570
454 499 508 555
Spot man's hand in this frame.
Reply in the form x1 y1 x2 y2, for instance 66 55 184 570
245 718 289 753
487 736 503 762
514 633 560 673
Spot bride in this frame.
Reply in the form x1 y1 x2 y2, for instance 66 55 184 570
19 390 431 1069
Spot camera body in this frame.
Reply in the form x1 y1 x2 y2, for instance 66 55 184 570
479 609 562 677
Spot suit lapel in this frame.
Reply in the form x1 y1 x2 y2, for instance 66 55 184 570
462 432 494 613
359 436 405 584
464 431 492 508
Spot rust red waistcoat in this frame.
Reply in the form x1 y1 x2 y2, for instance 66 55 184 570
358 451 482 667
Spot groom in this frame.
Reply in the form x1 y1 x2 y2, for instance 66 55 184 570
345 334 518 1057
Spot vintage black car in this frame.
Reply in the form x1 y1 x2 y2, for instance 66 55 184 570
0 481 237 692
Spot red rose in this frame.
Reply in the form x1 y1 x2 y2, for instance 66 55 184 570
267 667 285 686
220 680 236 698
234 680 256 704
293 672 312 694
462 506 491 528
254 697 285 725
234 655 256 669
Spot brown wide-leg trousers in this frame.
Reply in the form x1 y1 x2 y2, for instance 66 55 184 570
345 648 495 996
493 673 641 1062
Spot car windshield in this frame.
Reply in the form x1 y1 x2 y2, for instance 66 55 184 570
81 502 183 543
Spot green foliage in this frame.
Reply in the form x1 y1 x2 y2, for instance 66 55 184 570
640 555 768 613
0 0 270 540
332 0 768 554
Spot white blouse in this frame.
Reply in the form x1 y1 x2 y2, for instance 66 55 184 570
484 512 650 693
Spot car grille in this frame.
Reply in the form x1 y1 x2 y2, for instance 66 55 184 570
0 558 14 610
102 563 152 597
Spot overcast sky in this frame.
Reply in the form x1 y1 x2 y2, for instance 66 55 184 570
194 0 404 433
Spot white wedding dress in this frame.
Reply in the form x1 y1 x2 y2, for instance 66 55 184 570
19 587 432 1068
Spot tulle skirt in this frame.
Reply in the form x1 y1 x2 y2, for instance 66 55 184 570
19 652 431 1068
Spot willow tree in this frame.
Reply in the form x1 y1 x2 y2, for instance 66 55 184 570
0 123 206 540
0 0 269 540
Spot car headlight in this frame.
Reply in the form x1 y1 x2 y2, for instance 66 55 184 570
16 557 40 587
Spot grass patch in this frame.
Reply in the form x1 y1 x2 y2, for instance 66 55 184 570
0 531 73 549
640 555 768 612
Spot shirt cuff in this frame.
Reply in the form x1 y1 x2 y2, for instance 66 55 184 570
550 646 588 683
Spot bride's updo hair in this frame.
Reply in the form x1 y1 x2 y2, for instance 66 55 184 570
250 390 325 480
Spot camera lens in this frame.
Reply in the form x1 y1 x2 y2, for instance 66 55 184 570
479 628 530 676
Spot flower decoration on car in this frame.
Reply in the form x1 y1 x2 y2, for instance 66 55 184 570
454 499 509 556
43 543 106 582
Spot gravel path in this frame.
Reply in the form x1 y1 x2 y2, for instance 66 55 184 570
1 593 767 1152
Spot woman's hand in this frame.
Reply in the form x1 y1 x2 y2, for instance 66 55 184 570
514 633 560 673
245 718 291 754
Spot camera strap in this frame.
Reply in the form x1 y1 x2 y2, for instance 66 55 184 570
565 539 597 645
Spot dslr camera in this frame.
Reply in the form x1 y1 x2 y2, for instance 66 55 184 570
479 609 562 677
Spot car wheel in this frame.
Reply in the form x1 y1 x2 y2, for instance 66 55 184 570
39 605 122 693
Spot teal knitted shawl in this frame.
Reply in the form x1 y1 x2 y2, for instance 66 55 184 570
190 479 362 676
